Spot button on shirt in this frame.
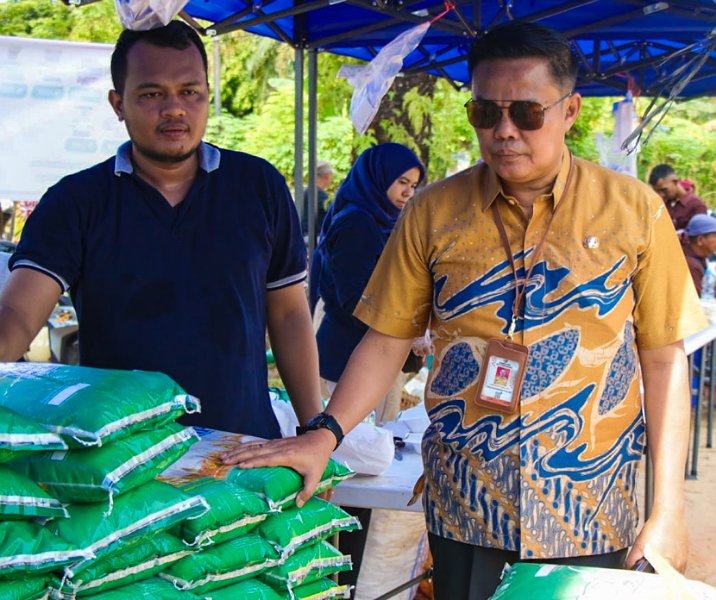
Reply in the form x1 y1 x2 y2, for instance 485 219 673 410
355 150 705 559
10 142 306 439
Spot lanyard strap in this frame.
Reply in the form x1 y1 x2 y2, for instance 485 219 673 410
491 153 575 339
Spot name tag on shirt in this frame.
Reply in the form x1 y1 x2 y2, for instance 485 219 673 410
474 338 529 413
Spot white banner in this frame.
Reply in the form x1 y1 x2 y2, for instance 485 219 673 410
0 35 128 201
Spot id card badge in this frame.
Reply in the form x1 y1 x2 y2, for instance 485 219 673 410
474 338 529 413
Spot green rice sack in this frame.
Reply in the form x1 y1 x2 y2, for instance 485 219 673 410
0 405 67 463
51 532 193 598
227 459 354 511
206 578 283 600
9 423 198 507
47 480 208 568
81 577 201 599
257 498 361 559
0 520 89 576
261 541 352 592
172 477 270 547
0 576 49 600
291 578 352 599
0 464 67 519
0 363 200 447
158 533 280 593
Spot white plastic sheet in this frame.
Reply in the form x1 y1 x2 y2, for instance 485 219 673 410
338 22 430 134
114 0 190 31
596 92 639 177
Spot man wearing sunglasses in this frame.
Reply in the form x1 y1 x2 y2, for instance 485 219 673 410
223 21 704 599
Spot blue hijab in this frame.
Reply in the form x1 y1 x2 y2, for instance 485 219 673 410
319 143 425 239
310 143 425 311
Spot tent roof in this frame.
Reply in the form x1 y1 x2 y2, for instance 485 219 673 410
179 0 716 97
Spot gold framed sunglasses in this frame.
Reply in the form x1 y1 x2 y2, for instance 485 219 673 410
464 91 573 130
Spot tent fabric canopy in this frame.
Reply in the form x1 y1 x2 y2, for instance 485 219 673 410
179 0 716 97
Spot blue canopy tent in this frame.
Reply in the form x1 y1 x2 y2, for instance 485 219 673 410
180 0 716 97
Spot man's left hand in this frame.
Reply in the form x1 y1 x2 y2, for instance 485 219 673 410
626 510 688 572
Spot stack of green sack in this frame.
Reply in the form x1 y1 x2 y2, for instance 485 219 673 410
0 362 208 599
157 429 359 599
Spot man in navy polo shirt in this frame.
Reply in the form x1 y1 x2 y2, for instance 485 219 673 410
0 22 322 439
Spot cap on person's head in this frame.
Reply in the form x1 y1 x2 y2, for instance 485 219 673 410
686 214 716 237
316 161 333 177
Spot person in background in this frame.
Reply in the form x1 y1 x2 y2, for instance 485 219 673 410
302 160 333 245
649 163 707 231
0 21 322 439
308 143 424 591
681 214 716 296
310 143 424 404
224 21 705 600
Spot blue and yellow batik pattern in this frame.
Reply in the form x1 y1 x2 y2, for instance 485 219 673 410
356 150 705 559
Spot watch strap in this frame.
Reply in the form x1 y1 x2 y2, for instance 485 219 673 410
296 412 344 449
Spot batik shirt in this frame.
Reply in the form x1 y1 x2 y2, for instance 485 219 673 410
355 150 706 559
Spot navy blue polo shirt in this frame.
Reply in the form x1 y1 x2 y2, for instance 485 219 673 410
10 142 307 439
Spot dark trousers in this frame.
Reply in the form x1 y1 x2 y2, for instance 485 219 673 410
428 533 629 600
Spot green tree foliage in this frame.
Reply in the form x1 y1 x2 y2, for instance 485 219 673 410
211 32 291 116
0 0 120 42
636 98 716 205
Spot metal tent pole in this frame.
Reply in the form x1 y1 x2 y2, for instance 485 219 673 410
294 48 304 217
307 48 318 257
212 36 221 117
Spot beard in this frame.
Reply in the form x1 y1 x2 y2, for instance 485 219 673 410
132 139 199 164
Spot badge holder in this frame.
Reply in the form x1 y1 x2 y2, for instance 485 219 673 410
474 319 529 414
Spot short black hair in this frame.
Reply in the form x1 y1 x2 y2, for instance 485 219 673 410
468 21 578 92
648 163 675 186
111 21 208 94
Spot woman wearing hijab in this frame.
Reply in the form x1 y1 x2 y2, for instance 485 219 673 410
309 142 425 594
310 142 425 395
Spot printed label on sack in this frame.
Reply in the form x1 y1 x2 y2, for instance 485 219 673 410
47 383 90 406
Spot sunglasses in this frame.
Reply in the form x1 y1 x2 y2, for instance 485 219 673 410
464 91 573 130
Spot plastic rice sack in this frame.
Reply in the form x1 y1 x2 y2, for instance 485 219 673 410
258 498 361 559
0 576 49 600
206 578 283 599
158 533 280 593
292 578 352 599
0 363 200 447
10 423 198 507
228 460 353 511
51 532 193 597
0 405 67 463
0 464 67 519
82 577 200 599
159 428 257 483
261 540 352 593
47 480 208 568
489 561 716 600
171 477 270 547
0 520 89 576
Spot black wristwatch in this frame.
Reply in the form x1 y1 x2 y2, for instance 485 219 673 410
296 412 344 449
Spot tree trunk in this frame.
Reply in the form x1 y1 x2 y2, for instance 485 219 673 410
370 72 436 174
